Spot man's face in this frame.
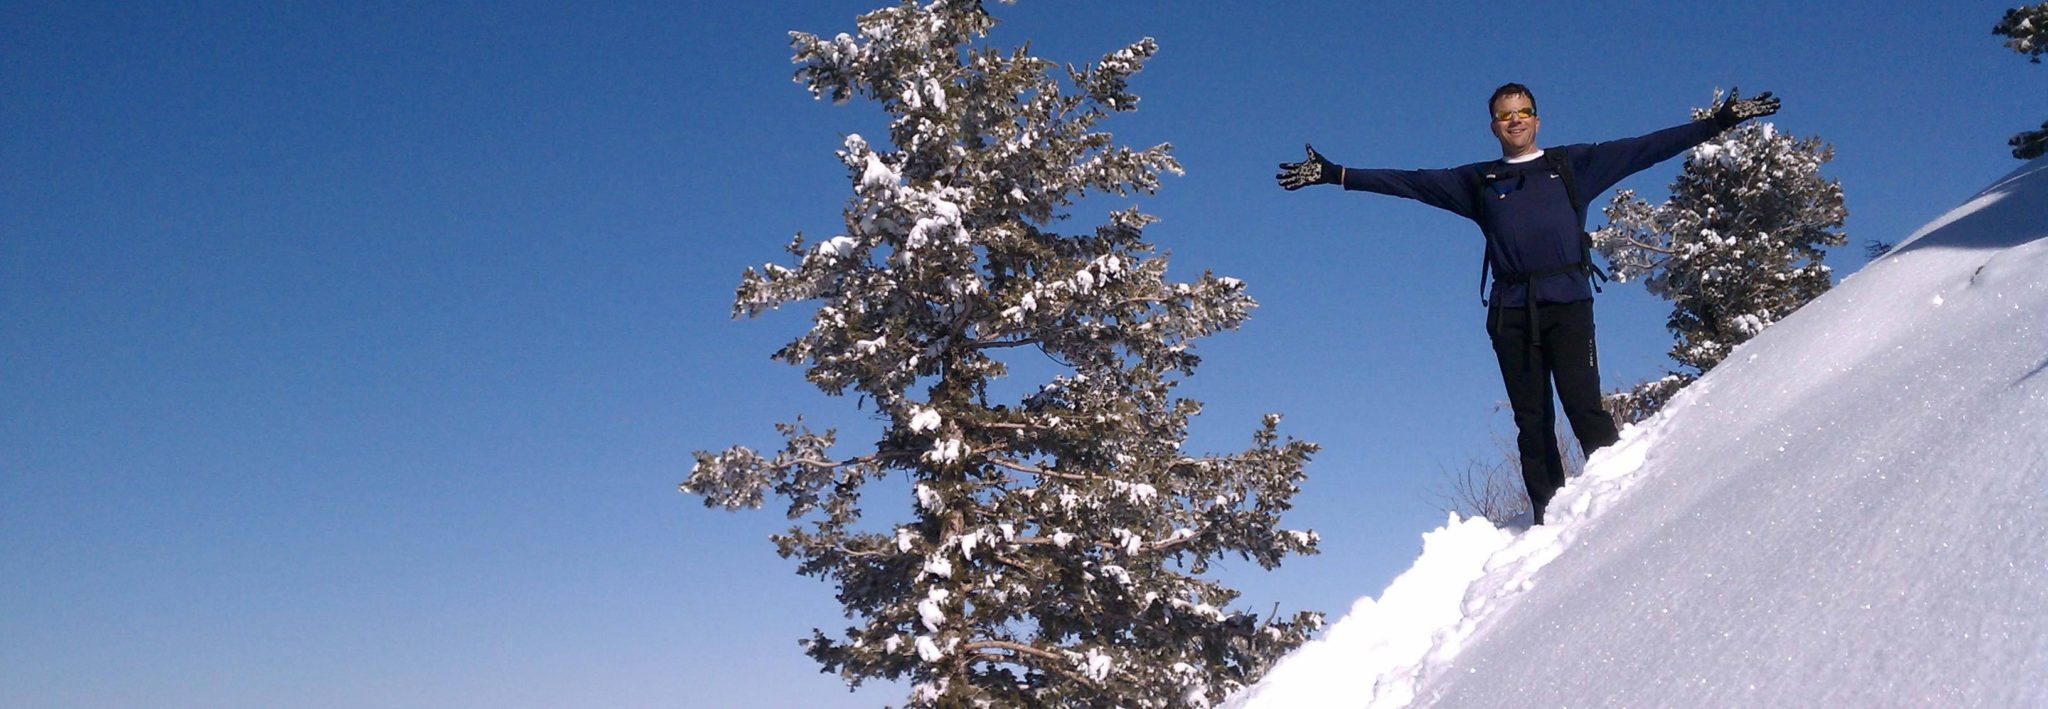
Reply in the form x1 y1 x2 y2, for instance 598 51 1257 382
1490 93 1540 157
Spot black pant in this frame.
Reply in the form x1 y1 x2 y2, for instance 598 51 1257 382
1488 299 1619 524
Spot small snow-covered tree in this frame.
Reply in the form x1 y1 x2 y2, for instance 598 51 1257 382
1601 374 1692 426
682 2 1321 706
1595 90 1847 419
1995 3 2048 159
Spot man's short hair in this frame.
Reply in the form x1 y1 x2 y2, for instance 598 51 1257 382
1489 82 1536 115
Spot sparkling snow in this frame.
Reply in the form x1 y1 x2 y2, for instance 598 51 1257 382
816 235 858 259
915 635 944 662
956 529 984 558
1230 159 2048 707
917 588 950 632
1081 648 1114 682
908 407 942 433
923 437 964 464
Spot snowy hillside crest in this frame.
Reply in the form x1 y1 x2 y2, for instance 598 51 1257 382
1232 159 2048 707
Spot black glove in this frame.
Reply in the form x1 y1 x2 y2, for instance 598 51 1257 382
1276 144 1342 191
1713 87 1780 128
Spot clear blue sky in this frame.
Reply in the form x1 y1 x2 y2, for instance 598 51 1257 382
3 2 2039 707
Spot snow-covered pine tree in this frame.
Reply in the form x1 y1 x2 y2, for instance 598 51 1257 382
1995 3 2048 159
1594 90 1847 421
682 2 1321 706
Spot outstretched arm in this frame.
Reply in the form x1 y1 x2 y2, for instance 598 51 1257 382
1276 144 1478 218
1573 88 1783 197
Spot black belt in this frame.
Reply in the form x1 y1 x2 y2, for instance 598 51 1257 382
1488 263 1591 368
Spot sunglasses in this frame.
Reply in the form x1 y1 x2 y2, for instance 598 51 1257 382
1492 107 1537 122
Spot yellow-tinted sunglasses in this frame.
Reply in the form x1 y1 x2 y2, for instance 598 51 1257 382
1492 107 1538 122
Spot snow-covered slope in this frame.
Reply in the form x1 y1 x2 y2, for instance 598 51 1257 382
1231 157 2048 707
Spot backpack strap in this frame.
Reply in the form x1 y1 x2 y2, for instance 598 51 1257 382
1545 149 1586 224
1545 149 1609 291
1472 165 1506 308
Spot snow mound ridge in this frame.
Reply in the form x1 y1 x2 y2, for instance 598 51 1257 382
1225 390 1691 708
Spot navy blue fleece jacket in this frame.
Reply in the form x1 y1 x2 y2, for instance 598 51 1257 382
1339 118 1724 307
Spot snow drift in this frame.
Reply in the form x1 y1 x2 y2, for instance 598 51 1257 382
1232 157 2048 707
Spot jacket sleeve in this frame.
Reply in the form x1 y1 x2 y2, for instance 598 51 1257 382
1339 166 1480 220
1571 119 1724 198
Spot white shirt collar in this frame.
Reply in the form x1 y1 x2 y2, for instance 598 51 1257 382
1504 148 1546 164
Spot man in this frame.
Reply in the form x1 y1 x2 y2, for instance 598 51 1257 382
1276 83 1779 524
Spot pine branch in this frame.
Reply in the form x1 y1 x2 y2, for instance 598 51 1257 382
788 450 913 470
1008 526 1204 555
977 421 1040 431
992 551 1048 574
1143 526 1203 553
987 455 1091 482
1625 236 1678 255
964 639 1101 688
836 543 893 558
967 338 1042 351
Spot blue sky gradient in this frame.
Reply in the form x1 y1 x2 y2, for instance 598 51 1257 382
4 2 2040 706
